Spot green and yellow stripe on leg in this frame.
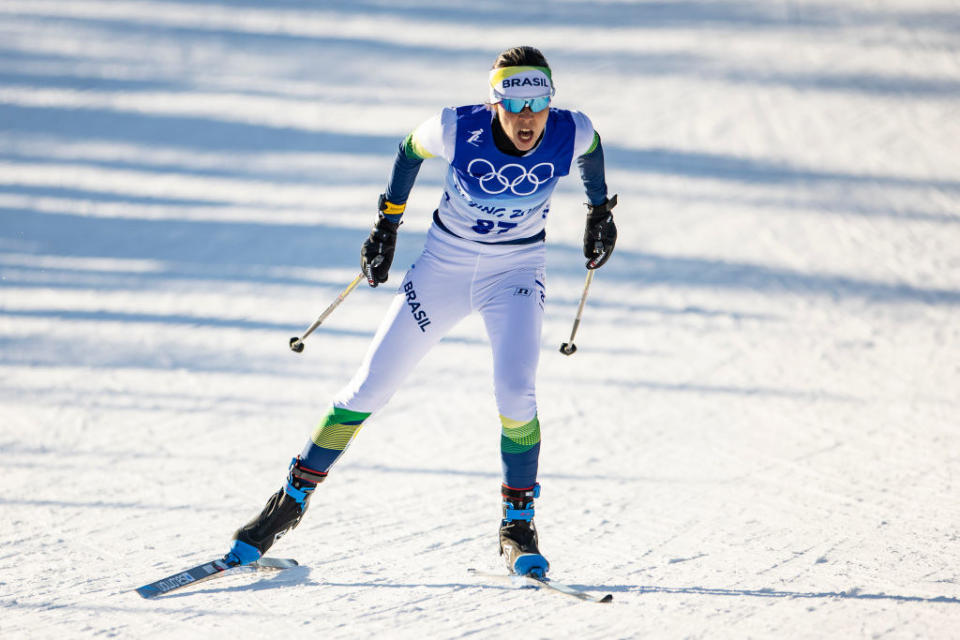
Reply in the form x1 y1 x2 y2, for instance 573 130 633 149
311 407 371 451
500 414 541 454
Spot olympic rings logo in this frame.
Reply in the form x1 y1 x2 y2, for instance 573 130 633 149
466 158 555 196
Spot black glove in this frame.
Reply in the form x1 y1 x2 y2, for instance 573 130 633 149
361 210 400 287
583 194 618 269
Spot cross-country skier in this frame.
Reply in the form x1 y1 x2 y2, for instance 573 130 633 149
226 45 617 578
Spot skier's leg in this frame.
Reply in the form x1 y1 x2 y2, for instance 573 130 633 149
480 270 545 489
479 268 549 576
230 250 471 563
300 253 471 473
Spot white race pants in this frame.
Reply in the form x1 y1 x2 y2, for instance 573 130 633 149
333 224 546 423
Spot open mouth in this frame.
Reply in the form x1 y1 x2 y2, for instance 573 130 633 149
517 128 535 144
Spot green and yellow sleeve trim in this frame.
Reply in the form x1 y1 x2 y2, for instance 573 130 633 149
404 132 435 160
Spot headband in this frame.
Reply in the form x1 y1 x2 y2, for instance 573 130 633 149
488 65 555 102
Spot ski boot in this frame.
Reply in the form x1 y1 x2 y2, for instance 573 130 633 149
226 457 326 565
499 483 549 577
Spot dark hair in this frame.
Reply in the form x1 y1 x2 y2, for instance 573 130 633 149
492 46 550 70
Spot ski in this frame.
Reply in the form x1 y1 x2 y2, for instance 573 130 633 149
135 556 298 599
468 568 613 603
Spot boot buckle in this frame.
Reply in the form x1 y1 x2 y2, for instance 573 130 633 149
504 507 534 521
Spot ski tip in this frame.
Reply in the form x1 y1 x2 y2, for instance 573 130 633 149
135 586 160 599
599 593 614 603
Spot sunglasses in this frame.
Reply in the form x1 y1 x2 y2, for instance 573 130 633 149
499 96 551 113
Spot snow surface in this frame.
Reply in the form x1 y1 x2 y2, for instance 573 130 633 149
2 0 959 638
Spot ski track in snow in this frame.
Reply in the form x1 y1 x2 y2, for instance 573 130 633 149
1 1 959 638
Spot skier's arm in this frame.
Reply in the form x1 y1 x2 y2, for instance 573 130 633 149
576 132 618 269
576 132 608 207
380 136 427 222
363 111 450 287
378 109 452 222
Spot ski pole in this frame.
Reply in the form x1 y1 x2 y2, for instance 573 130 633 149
289 272 364 353
559 270 595 356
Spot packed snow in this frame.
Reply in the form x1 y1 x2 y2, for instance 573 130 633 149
1 1 959 638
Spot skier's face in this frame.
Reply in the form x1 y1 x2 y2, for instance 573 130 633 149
495 102 549 152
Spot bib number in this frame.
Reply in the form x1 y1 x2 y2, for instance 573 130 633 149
471 219 518 235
